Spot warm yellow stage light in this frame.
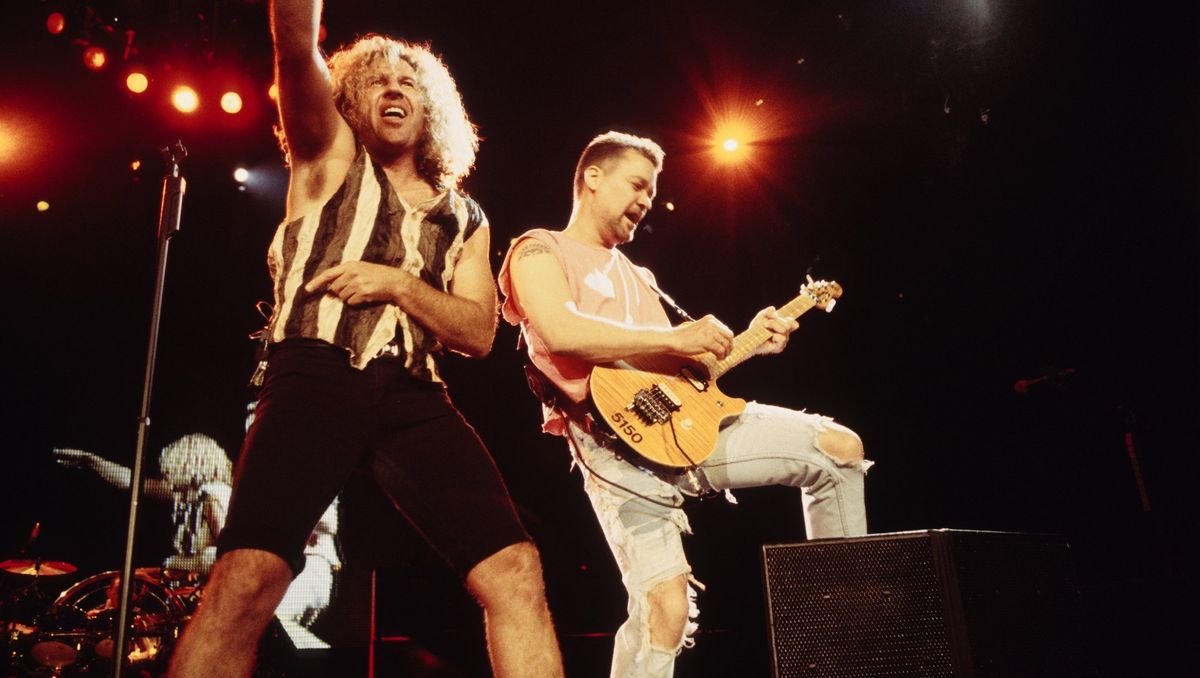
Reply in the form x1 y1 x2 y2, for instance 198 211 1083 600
126 72 149 94
220 91 243 114
36 201 50 212
131 159 142 171
233 168 250 183
83 46 107 71
711 119 754 164
268 83 279 102
172 86 200 113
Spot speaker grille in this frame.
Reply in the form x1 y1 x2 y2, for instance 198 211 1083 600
764 534 955 677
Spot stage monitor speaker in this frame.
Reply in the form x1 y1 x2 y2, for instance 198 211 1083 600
762 529 1092 677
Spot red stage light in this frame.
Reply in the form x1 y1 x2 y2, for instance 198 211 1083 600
171 86 200 113
220 91 243 114
83 46 108 71
46 13 66 35
126 72 149 94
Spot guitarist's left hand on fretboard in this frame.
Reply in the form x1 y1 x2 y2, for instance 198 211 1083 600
749 306 801 356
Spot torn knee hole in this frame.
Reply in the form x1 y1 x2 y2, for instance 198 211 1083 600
816 429 865 465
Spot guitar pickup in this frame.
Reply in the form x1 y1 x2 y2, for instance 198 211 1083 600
679 366 709 392
654 383 683 408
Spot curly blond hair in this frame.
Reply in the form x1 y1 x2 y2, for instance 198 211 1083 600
326 35 478 188
159 434 232 487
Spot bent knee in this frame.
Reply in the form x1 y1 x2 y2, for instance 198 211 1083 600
205 549 292 617
646 575 689 649
467 541 546 606
218 549 292 590
817 428 865 465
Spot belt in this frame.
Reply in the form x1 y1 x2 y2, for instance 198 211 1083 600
373 341 402 359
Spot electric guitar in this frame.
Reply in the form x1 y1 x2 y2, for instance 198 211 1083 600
588 280 842 469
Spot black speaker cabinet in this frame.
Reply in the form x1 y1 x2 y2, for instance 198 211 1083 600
761 529 1091 677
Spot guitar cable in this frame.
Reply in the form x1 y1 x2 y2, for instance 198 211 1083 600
562 413 686 510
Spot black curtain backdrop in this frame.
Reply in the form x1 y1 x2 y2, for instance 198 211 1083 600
1 2 1195 675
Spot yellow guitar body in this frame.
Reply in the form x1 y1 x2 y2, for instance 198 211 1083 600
586 279 843 469
589 355 746 468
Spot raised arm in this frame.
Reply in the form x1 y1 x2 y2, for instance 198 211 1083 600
270 1 350 163
304 226 499 357
53 448 172 500
507 238 733 362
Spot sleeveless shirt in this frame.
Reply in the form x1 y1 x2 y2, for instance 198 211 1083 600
498 229 671 435
267 145 487 381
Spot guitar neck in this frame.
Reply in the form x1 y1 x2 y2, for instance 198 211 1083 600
699 292 817 379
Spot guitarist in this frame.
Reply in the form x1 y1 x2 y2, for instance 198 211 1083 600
498 131 870 677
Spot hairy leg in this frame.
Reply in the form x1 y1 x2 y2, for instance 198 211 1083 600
465 541 563 678
167 548 292 678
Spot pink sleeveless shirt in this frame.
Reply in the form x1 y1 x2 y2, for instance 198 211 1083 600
498 229 671 435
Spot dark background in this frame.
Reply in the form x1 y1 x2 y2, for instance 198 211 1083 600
1 1 1196 675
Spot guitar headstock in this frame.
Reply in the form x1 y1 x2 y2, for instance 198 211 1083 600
802 277 843 312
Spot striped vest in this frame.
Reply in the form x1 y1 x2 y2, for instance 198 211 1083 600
266 145 487 381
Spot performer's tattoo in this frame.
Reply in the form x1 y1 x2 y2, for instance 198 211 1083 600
517 243 553 260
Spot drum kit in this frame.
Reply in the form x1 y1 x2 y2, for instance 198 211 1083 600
1 558 201 676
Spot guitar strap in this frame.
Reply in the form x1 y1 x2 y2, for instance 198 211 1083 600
626 259 697 324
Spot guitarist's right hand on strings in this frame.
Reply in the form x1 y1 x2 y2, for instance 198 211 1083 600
670 314 734 359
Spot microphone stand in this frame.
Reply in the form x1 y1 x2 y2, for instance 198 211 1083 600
112 141 187 678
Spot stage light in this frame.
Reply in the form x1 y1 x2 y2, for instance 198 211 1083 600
171 86 199 113
126 71 149 94
664 201 676 211
0 124 15 165
131 159 141 171
268 82 279 102
83 46 108 71
36 201 50 212
46 13 66 35
233 168 249 183
220 91 243 114
712 122 753 164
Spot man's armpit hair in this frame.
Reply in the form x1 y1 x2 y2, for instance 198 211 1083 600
516 242 553 260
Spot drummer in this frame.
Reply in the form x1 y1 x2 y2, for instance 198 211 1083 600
53 434 339 641
55 434 234 576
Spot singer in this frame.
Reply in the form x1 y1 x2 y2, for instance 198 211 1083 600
498 131 872 677
167 2 563 676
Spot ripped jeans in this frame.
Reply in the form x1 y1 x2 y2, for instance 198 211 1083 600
568 402 870 678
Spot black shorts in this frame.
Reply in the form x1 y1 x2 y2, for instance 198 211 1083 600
217 340 530 577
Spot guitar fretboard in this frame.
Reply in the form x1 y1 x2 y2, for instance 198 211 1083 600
699 292 820 379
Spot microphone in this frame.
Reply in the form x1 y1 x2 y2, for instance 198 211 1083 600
1014 367 1077 394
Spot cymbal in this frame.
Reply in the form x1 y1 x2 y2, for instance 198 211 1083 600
0 559 77 576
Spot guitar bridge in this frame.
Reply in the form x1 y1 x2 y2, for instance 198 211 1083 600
627 383 683 425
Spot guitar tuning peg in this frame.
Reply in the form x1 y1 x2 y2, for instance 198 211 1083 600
805 274 815 286
824 298 837 313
